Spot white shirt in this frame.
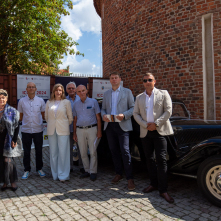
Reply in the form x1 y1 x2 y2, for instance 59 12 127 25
111 86 121 115
52 100 61 116
145 88 155 123
17 95 46 133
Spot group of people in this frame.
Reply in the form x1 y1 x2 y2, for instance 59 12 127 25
0 72 174 204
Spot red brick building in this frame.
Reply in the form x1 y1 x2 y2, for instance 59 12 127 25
93 0 221 120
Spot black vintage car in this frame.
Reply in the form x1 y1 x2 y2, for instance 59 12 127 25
130 101 221 207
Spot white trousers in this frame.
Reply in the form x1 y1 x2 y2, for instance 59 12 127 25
76 126 97 174
48 130 70 181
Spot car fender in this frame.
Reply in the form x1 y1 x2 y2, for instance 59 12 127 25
170 137 221 173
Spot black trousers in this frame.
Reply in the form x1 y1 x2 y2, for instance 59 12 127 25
106 123 133 180
141 130 168 193
22 132 43 172
0 129 18 185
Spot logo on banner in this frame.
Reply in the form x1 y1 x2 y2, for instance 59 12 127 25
97 94 103 98
92 79 123 99
17 74 50 101
37 91 46 95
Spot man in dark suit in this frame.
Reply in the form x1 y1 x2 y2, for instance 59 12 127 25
101 72 135 190
133 72 174 203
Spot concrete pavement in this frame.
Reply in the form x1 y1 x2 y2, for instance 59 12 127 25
0 147 220 221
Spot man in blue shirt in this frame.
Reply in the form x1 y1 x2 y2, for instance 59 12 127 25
66 82 80 172
73 85 102 181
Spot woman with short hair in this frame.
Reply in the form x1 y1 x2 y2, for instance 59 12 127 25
0 89 22 191
45 84 73 182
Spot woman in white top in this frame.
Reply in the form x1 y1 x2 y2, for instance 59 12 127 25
45 84 73 182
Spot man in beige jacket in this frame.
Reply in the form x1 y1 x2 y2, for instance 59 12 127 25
133 73 174 203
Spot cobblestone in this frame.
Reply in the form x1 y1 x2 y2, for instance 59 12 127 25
0 147 220 220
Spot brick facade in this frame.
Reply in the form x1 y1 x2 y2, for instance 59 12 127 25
94 0 221 119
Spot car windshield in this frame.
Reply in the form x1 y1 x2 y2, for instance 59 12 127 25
171 102 189 118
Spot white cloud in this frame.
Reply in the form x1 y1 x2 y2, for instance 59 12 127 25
61 16 82 41
71 0 101 34
61 0 101 41
60 55 101 77
59 0 101 77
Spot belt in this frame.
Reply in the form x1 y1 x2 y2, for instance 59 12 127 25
77 124 97 129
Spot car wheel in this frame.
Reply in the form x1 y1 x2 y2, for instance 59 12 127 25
197 155 221 207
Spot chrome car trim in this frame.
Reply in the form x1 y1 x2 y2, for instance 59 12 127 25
171 172 197 179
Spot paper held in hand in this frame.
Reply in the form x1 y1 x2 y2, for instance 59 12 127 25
106 114 121 122
94 137 101 149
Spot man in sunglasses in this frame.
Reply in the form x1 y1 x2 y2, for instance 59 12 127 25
66 82 81 172
133 73 174 203
101 72 135 191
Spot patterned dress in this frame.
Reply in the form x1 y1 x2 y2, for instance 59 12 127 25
0 104 22 185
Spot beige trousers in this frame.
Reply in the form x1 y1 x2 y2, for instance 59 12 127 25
76 126 97 174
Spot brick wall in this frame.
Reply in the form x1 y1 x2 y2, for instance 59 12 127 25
94 0 221 119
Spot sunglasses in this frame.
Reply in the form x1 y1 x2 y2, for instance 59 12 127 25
143 79 154 83
0 92 7 96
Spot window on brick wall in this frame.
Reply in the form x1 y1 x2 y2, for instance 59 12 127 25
202 14 215 120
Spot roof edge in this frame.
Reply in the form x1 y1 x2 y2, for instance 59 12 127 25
93 0 101 17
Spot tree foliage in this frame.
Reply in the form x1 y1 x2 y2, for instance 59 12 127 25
0 0 83 74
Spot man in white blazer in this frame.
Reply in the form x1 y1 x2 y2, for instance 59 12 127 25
133 72 174 203
101 72 135 191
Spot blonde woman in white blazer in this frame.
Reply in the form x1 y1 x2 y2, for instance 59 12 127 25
45 84 73 182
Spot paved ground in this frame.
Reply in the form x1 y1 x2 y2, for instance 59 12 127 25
0 147 221 221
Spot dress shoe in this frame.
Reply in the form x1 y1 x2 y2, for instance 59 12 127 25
111 175 123 184
80 168 85 174
1 186 7 191
11 186 18 192
60 180 65 183
142 185 158 193
160 192 174 203
80 172 90 179
90 173 97 181
73 160 79 166
128 179 135 191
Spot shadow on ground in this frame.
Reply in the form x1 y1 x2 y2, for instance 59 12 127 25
0 147 218 221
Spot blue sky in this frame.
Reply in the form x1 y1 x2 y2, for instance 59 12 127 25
59 0 102 77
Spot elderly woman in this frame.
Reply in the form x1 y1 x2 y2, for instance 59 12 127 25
45 84 73 182
0 89 22 191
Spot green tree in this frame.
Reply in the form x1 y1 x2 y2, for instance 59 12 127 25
0 0 83 74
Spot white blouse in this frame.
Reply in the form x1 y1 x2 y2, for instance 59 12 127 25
52 100 61 116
